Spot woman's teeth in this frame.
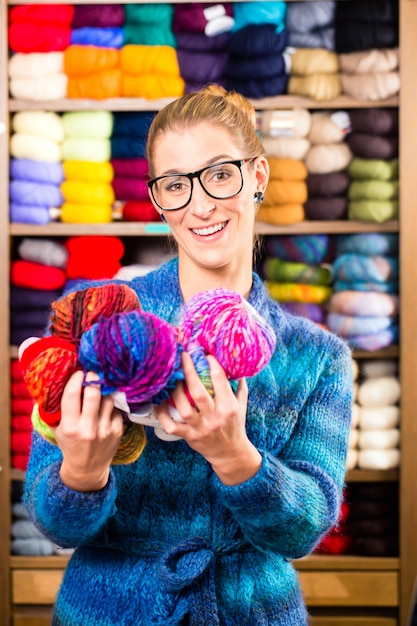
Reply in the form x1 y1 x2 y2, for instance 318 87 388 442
192 222 226 236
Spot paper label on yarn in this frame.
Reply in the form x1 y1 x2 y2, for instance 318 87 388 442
129 405 160 428
203 4 226 20
265 111 297 137
205 15 234 36
331 111 351 136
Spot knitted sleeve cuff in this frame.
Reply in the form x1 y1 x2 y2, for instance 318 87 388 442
29 461 118 547
212 452 276 513
212 452 339 557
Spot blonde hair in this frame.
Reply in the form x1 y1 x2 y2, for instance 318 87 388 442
146 84 265 178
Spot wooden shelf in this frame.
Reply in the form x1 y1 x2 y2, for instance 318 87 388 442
10 556 70 569
295 556 399 572
9 553 399 571
347 469 399 482
9 220 399 238
8 95 399 112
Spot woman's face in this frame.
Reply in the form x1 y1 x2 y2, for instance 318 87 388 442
149 122 268 276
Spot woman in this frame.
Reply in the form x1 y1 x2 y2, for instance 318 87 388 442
24 85 353 625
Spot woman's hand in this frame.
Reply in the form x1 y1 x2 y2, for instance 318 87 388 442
54 370 124 492
156 352 262 485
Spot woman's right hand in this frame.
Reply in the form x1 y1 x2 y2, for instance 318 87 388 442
54 370 124 492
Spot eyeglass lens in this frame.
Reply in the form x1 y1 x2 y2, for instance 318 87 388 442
152 161 244 211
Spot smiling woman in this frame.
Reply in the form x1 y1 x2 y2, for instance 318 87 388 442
24 84 354 626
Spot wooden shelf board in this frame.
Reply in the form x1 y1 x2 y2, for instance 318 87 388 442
346 469 399 482
10 556 70 569
9 553 399 572
295 555 399 571
9 220 399 237
8 95 399 112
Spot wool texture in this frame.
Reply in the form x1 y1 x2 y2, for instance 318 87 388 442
24 258 353 626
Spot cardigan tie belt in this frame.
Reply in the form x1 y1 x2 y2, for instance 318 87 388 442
92 534 238 624
158 536 220 625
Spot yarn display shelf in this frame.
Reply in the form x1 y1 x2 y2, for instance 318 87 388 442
294 555 399 571
9 219 399 238
9 553 400 572
8 95 399 113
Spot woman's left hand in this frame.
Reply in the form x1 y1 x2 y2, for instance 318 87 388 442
156 351 262 485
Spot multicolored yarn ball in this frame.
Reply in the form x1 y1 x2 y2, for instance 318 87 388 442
78 310 184 408
178 288 277 393
19 335 78 427
20 283 147 464
48 282 141 347
265 234 330 264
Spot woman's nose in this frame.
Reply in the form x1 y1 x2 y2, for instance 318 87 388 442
189 181 216 217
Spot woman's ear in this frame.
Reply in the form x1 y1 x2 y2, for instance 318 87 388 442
255 155 270 194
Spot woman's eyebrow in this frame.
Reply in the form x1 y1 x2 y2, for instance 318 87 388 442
159 155 235 177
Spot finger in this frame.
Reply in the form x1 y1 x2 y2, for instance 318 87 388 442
235 377 248 405
77 372 103 435
108 407 125 440
206 355 235 398
98 396 122 436
61 370 85 421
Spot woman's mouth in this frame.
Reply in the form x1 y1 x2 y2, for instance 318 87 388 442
191 221 227 236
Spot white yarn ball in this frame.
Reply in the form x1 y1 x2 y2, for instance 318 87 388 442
358 449 400 470
358 428 400 450
360 405 400 430
358 376 400 407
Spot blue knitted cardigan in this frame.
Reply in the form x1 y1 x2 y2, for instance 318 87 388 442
24 257 353 626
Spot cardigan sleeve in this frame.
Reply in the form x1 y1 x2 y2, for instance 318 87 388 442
212 337 353 560
23 431 118 548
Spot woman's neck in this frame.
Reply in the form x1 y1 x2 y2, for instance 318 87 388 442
178 261 253 303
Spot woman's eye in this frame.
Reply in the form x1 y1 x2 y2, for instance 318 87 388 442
211 169 229 182
166 179 187 193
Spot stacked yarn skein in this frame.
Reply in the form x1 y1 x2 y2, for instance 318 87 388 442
327 232 399 350
356 359 401 470
10 111 64 225
174 2 233 92
304 110 352 221
66 4 124 100
286 1 341 102
263 233 333 326
348 481 399 556
224 1 288 98
110 112 159 222
335 0 400 102
285 1 340 101
20 283 276 459
8 4 72 101
61 110 115 223
10 358 34 471
346 108 399 223
10 238 68 345
286 1 336 51
257 109 311 226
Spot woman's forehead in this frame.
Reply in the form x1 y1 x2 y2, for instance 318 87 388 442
152 124 239 170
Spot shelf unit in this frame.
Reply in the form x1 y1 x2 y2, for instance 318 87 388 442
1 0 417 624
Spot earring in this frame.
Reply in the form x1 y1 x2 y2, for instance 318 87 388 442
254 191 264 204
160 213 167 222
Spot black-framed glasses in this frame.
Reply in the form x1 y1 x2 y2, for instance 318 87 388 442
147 158 256 211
